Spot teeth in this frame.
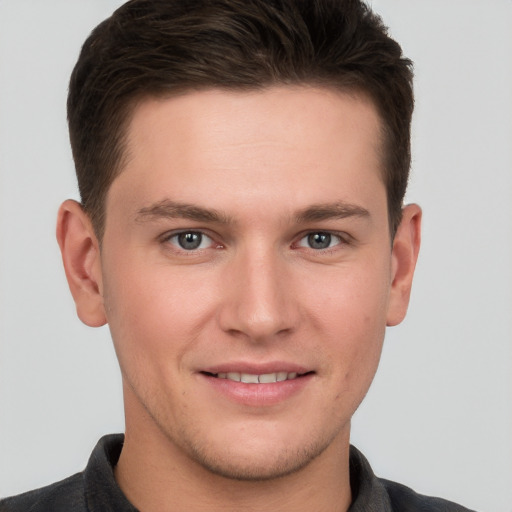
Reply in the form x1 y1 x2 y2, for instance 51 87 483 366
258 373 277 383
216 372 301 383
241 373 259 384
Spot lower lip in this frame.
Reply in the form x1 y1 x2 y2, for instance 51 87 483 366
200 373 314 407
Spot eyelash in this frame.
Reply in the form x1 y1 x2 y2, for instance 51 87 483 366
295 231 348 251
162 231 220 252
160 229 351 254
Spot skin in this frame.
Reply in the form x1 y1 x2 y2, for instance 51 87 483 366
57 86 421 512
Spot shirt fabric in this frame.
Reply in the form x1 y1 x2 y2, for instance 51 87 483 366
0 434 476 512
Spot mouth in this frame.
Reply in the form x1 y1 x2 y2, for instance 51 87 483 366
199 367 314 405
201 371 312 384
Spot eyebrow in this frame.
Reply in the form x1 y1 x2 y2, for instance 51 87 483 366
294 202 370 223
135 200 232 224
135 199 370 225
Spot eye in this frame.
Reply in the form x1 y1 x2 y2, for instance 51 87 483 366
298 232 343 250
167 231 214 251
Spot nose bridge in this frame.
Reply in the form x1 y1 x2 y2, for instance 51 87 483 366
219 242 297 340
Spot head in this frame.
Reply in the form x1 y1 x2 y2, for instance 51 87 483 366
67 0 413 241
58 0 421 490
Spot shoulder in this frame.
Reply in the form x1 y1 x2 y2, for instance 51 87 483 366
380 478 477 512
0 472 86 512
349 445 477 512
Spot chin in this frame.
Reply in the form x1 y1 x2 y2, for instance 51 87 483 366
179 429 337 482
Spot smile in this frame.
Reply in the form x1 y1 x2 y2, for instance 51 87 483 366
200 368 314 405
211 371 302 383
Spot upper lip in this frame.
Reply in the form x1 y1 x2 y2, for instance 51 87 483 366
200 362 311 375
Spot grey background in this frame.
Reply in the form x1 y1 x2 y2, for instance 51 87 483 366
1 1 511 510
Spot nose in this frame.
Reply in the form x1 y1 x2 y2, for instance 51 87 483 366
218 246 300 342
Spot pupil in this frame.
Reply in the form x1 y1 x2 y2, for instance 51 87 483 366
309 232 331 249
178 232 202 250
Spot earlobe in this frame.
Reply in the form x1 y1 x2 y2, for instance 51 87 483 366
56 200 107 327
386 203 422 327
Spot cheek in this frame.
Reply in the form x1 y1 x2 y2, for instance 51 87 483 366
307 262 389 391
105 252 214 323
307 257 391 333
101 258 218 379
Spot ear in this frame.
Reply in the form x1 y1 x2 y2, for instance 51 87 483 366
56 199 107 327
386 203 422 326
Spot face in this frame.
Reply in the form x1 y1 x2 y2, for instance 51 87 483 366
74 86 418 480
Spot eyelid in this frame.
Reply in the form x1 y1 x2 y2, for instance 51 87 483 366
157 228 352 252
294 230 352 250
160 229 221 251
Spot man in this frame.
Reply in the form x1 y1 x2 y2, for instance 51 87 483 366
0 0 476 510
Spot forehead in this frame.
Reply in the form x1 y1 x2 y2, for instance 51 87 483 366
108 86 385 221
127 85 383 145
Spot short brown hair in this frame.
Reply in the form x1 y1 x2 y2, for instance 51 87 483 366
68 0 413 239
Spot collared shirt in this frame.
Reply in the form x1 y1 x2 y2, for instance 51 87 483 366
0 434 476 511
